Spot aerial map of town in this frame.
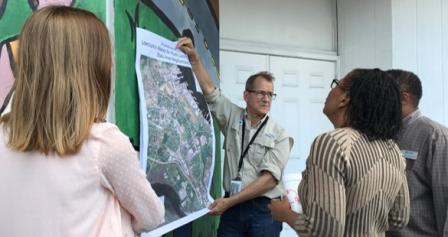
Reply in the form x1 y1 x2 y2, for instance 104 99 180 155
140 55 214 224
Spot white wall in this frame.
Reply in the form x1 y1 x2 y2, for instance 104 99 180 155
445 0 448 124
337 0 393 75
220 0 337 54
337 0 448 124
392 0 448 124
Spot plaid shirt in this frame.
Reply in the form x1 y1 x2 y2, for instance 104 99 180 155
387 109 448 237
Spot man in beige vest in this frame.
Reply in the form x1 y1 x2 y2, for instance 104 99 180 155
177 37 293 237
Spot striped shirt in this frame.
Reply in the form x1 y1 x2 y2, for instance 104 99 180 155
295 127 410 236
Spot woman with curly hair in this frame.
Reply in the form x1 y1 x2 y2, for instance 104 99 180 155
269 69 410 236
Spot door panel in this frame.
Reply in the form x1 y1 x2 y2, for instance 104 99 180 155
269 56 336 173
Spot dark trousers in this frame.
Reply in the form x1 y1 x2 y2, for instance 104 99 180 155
217 196 282 237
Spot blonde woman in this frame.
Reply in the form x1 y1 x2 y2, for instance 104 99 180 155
0 6 164 236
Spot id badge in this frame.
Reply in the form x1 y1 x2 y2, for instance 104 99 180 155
401 150 418 160
230 179 242 196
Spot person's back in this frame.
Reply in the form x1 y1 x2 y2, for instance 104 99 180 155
0 6 164 236
297 127 408 237
394 114 448 236
385 69 448 237
0 123 164 236
270 69 410 237
316 128 407 236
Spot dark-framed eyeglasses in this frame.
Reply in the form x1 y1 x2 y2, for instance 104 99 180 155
330 79 347 90
246 89 277 100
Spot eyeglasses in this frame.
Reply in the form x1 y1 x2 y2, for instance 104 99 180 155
330 79 347 90
246 89 277 100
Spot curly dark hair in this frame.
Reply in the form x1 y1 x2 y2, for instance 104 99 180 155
345 68 402 140
387 69 422 107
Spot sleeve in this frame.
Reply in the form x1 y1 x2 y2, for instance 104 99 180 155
293 133 347 237
388 175 410 230
257 134 292 181
428 129 448 235
97 125 165 233
204 88 240 133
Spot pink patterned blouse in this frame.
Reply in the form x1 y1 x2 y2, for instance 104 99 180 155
0 122 164 237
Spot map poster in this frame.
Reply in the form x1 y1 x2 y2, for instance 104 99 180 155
135 28 215 237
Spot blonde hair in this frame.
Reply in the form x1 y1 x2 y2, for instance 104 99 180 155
1 6 112 156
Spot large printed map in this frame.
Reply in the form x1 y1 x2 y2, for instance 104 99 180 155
136 28 215 237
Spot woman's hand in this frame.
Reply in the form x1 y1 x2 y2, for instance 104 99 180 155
268 198 292 222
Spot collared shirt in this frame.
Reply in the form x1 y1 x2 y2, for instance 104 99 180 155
387 109 448 237
204 88 293 198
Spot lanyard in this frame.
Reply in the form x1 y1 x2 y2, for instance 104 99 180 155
236 116 269 178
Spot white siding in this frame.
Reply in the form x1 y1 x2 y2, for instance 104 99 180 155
392 0 448 124
337 0 393 75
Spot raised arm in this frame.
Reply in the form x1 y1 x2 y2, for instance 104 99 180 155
176 37 215 95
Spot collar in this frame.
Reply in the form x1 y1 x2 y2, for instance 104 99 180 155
244 110 268 129
402 109 422 129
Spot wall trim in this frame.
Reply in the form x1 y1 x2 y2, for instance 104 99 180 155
220 37 339 62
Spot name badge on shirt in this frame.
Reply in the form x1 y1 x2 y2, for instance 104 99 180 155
230 179 242 196
401 150 418 160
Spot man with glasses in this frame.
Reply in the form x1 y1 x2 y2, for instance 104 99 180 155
386 69 448 237
177 37 293 237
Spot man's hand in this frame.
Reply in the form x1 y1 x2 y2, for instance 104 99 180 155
208 198 233 216
176 37 200 65
175 37 215 95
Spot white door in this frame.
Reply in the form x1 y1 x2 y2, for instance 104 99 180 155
269 56 336 174
269 56 336 237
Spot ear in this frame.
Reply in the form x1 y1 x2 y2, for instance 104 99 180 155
401 91 411 106
243 90 249 102
338 93 350 108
